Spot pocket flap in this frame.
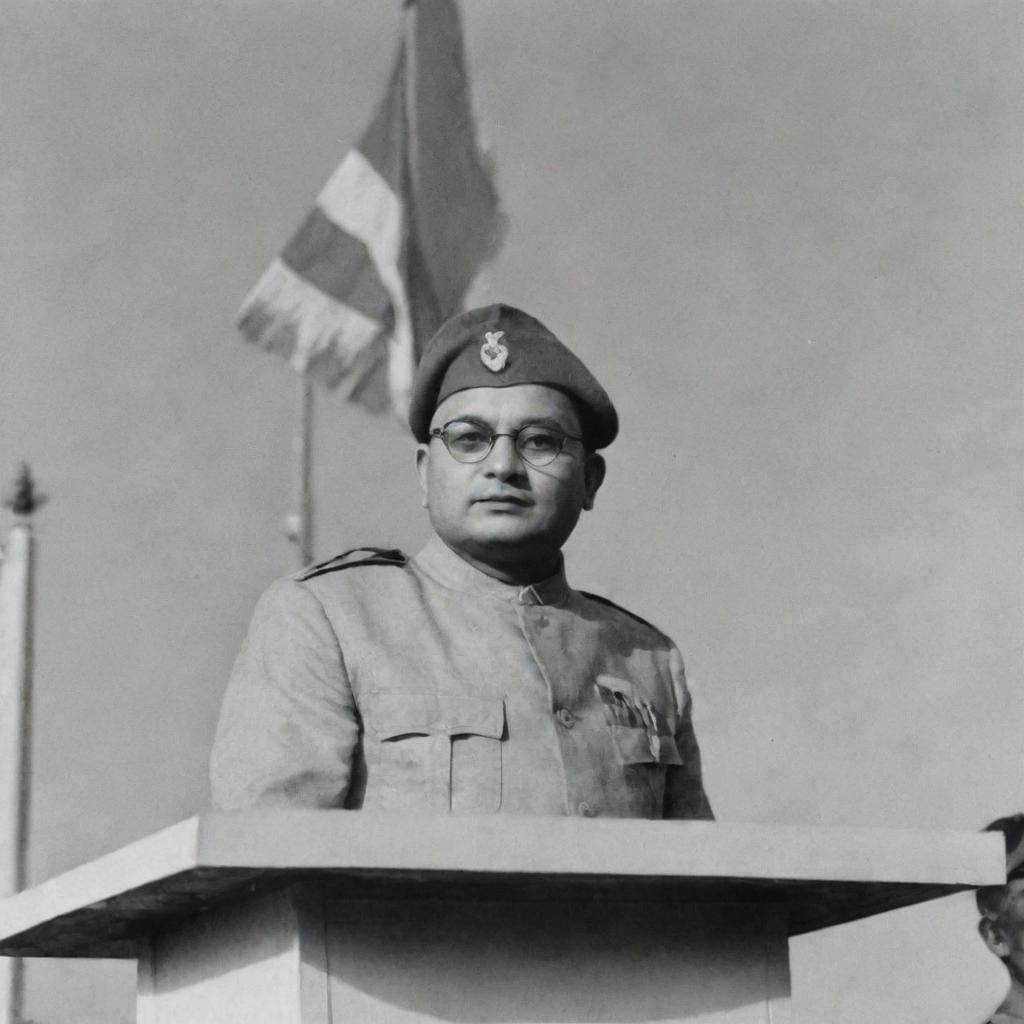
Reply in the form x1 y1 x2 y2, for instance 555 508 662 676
367 692 505 741
610 725 683 766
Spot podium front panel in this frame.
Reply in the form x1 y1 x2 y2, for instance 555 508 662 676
324 897 791 1024
135 885 790 1024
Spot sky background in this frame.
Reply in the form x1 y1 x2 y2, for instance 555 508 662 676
2 1 1022 1020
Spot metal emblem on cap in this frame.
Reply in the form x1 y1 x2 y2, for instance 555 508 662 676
480 331 509 372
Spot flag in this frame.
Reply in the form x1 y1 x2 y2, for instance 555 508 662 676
237 0 504 417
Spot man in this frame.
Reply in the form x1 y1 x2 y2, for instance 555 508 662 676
211 304 713 820
977 815 1024 1023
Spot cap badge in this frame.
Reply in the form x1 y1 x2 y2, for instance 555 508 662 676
480 331 509 372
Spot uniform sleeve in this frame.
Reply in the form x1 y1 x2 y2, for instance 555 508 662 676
209 577 360 809
664 645 714 820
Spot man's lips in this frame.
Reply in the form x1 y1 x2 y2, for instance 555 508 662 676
473 494 532 507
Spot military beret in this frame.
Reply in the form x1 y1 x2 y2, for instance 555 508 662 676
408 304 618 449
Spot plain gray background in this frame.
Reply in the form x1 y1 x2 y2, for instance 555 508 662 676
2 1 1022 1020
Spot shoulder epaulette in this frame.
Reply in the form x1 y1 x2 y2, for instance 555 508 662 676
297 547 408 582
578 590 665 636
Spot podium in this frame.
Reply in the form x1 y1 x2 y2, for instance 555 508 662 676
0 812 1003 1023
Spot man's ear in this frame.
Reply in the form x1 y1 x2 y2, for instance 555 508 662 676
582 453 606 511
980 915 1011 959
415 445 431 508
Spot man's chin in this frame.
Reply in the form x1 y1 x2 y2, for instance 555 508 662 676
458 509 578 556
467 525 541 549
457 522 560 558
436 528 568 582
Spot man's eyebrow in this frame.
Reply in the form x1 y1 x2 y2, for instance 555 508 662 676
521 417 575 432
443 414 494 429
443 415 576 432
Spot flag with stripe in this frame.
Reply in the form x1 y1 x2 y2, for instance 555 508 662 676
237 0 503 417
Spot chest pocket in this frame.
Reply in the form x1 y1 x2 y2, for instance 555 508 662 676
609 724 683 767
595 680 683 767
363 692 505 814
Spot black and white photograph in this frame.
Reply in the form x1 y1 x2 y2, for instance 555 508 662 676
1 2 1022 1021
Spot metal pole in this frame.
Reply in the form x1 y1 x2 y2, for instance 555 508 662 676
403 0 419 190
287 372 315 569
0 464 40 1024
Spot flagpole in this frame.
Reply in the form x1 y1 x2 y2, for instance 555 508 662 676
0 463 42 1024
403 0 419 184
394 0 423 418
288 373 315 569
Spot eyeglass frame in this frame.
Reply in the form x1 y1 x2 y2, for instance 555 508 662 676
428 418 587 467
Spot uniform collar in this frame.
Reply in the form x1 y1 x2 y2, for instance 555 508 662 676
413 535 570 606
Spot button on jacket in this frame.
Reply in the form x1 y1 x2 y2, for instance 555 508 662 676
211 537 713 820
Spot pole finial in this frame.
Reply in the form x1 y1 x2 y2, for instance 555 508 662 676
1 463 46 518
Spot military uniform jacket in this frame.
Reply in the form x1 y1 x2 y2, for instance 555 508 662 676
211 537 713 820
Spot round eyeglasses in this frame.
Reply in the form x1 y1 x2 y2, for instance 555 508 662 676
429 420 585 467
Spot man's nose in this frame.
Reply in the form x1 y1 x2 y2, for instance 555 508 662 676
483 434 524 477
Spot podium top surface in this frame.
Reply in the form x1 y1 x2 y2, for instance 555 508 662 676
0 811 1004 958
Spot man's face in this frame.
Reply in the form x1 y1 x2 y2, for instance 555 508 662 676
981 880 1024 980
416 384 605 574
